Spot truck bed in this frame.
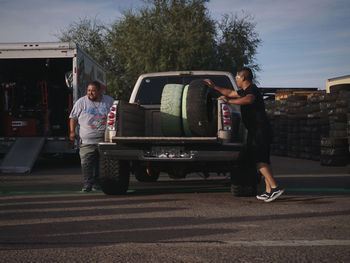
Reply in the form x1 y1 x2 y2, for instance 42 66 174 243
115 101 226 139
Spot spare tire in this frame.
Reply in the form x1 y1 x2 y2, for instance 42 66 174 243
182 85 192 137
160 84 185 136
185 79 217 136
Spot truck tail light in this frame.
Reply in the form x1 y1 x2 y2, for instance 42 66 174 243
223 112 230 118
221 103 232 131
107 103 118 131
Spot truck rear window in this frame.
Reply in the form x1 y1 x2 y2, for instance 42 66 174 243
135 75 234 104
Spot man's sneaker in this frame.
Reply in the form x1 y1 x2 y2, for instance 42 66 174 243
82 184 92 192
264 187 284 202
92 184 101 191
256 192 270 201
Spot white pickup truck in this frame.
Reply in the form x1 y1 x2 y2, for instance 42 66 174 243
98 71 259 196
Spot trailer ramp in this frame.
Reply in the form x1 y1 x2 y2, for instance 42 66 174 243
0 137 45 174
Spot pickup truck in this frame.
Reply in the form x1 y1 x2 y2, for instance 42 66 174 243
98 71 259 196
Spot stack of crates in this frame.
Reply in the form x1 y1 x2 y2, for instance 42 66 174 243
320 90 349 166
265 89 350 166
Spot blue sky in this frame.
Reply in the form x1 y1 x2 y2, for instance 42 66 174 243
0 0 349 89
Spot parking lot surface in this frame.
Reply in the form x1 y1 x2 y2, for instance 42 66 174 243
0 156 350 262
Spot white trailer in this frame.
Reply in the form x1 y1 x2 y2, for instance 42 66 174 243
0 42 106 173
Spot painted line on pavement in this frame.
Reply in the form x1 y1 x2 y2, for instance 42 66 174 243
224 239 350 247
0 190 104 196
1 187 350 196
287 188 350 193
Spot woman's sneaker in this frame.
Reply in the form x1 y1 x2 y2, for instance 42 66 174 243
256 192 270 201
264 187 284 202
92 184 101 191
82 184 92 192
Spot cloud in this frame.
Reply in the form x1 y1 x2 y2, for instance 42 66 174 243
0 0 129 42
309 46 350 56
336 31 350 39
206 0 350 89
207 0 335 35
0 0 348 90
260 62 350 88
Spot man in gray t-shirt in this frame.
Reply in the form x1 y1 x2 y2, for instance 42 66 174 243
69 81 114 192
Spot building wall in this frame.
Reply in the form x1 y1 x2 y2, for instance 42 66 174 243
326 75 350 93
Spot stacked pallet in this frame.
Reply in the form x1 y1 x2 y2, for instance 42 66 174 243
319 92 348 166
307 94 322 160
348 95 350 172
348 92 350 151
265 89 349 166
286 95 308 158
266 99 287 156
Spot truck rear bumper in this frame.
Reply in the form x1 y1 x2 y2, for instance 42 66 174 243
99 142 242 162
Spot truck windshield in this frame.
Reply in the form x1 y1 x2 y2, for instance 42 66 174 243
135 74 234 104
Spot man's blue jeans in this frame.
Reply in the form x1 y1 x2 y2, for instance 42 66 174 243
79 144 99 187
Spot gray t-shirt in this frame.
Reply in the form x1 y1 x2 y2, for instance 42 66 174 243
69 94 115 144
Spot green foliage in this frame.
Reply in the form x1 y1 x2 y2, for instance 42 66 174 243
55 17 110 69
215 12 261 73
56 0 261 100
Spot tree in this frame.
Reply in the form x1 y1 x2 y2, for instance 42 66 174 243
56 0 261 99
214 12 261 74
56 17 109 68
107 0 217 99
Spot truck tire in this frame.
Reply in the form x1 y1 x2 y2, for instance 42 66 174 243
182 85 192 136
99 155 130 195
185 79 217 136
161 84 184 136
134 166 160 182
230 162 258 197
230 150 259 197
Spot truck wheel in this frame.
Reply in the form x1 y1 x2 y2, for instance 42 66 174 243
185 79 217 136
161 84 184 136
134 166 160 182
230 155 259 197
99 155 130 195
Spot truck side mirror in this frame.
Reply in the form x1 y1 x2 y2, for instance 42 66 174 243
65 71 73 91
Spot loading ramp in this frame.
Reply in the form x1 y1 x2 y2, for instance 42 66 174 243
0 137 45 174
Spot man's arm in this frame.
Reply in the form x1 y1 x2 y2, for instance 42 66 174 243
220 94 255 105
69 118 77 141
204 79 240 98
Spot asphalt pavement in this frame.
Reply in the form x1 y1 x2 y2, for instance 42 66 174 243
0 155 350 262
